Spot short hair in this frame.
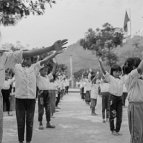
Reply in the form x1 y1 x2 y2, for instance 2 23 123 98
110 64 122 76
122 57 141 74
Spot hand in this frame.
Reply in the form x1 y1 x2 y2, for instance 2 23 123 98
53 39 68 51
98 57 102 62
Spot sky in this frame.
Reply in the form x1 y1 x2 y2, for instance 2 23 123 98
1 0 143 49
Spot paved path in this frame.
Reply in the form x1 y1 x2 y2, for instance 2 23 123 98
3 90 130 143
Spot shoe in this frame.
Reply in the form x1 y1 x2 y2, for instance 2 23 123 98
114 132 122 136
39 122 44 130
111 130 116 135
91 113 97 116
103 119 106 123
46 123 55 128
106 118 109 122
39 124 44 130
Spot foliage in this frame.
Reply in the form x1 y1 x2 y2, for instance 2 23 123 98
80 23 124 67
0 0 56 26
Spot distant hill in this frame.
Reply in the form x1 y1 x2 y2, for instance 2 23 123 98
56 36 143 74
56 42 100 73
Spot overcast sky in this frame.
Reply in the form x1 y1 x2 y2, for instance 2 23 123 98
1 0 143 48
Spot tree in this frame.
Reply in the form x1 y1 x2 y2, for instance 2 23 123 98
80 23 124 67
0 0 56 26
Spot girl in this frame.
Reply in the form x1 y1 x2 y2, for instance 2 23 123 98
123 57 143 143
99 58 123 136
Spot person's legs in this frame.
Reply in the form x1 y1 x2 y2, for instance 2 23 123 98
101 93 106 122
26 99 36 143
115 97 123 133
44 91 55 128
109 95 117 133
38 93 44 129
16 98 26 143
0 92 3 143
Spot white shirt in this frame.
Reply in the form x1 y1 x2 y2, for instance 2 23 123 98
125 69 143 102
2 78 14 90
100 82 109 93
14 62 42 99
105 72 123 96
0 51 23 89
37 73 55 90
90 83 99 99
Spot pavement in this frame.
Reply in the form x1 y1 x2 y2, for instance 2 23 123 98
3 89 130 143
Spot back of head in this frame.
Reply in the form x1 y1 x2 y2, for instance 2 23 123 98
123 57 141 74
110 64 122 76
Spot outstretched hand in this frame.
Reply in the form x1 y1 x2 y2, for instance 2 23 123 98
53 39 68 51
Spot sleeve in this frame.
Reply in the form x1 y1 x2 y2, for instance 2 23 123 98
47 73 53 80
104 72 114 83
5 51 23 69
33 62 44 76
125 69 140 90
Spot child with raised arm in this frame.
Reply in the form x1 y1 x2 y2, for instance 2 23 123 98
122 57 143 143
99 58 123 136
37 58 58 130
14 50 62 143
0 39 68 143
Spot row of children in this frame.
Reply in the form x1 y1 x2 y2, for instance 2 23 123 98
79 56 143 142
0 39 68 143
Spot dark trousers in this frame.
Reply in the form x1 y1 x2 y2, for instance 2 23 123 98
38 90 51 123
122 92 128 106
109 95 123 132
85 91 91 104
80 87 84 99
16 98 36 142
65 86 69 94
2 89 11 112
56 91 61 107
101 92 110 119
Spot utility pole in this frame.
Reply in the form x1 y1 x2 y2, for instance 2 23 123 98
70 55 74 88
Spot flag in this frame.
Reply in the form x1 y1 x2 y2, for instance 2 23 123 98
123 11 130 32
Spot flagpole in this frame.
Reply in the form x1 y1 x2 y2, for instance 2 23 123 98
129 9 132 38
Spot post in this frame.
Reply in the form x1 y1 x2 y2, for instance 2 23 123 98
70 55 74 88
129 9 132 38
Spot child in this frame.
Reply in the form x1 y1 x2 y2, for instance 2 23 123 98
123 57 143 143
14 50 62 143
99 58 123 136
37 59 58 130
2 70 14 116
0 39 68 143
90 75 99 116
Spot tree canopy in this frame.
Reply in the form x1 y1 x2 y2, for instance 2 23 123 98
0 0 56 26
80 23 124 67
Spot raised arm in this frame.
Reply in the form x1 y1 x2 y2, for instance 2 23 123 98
98 58 106 75
23 39 68 58
137 60 143 74
40 51 62 66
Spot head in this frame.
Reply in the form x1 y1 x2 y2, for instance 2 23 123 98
22 57 34 67
123 57 141 74
40 66 48 77
110 64 122 78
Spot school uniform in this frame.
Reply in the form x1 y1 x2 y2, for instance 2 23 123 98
2 78 13 113
0 50 23 143
105 72 123 133
37 73 52 125
125 69 143 143
100 81 110 120
14 62 42 143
